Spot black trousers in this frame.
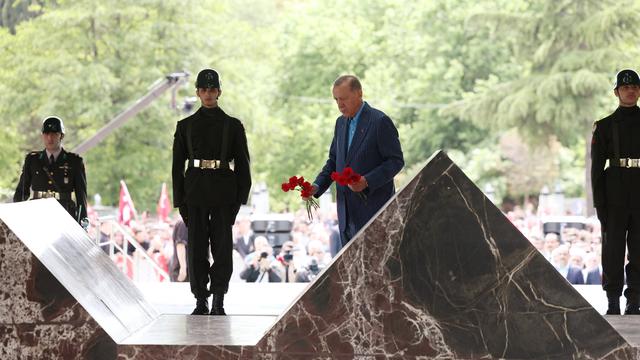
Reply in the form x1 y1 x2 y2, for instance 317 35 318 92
602 206 640 299
187 205 235 299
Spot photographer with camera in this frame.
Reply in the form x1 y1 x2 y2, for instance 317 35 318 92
295 240 330 283
240 236 283 282
276 241 297 283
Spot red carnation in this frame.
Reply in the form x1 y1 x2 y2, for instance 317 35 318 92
338 175 349 186
281 174 319 221
343 167 354 177
331 166 367 203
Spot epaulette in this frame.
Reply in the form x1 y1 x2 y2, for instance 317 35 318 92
64 152 83 162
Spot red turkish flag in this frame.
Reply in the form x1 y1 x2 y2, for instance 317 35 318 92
156 182 172 222
118 180 136 226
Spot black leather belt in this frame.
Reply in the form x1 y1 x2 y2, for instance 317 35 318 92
188 159 231 170
611 158 640 168
32 191 72 201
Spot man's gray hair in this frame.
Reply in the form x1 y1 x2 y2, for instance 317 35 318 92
333 75 362 91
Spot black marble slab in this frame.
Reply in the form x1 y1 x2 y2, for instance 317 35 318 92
254 151 636 359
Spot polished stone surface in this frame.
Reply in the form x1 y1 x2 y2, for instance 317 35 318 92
121 315 276 345
252 151 637 359
0 199 157 343
0 212 116 359
137 282 307 316
3 152 639 359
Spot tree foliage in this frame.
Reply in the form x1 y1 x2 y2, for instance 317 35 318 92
1 0 639 212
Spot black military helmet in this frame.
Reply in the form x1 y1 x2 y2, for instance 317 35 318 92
195 68 220 89
41 116 65 134
614 69 640 89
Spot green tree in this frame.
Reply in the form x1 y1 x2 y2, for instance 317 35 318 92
0 0 52 35
0 0 281 210
444 0 640 214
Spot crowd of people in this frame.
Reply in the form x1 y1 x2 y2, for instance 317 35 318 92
86 200 606 287
506 203 603 285
87 206 342 284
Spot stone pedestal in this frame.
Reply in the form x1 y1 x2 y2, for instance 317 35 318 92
0 220 115 359
2 152 635 359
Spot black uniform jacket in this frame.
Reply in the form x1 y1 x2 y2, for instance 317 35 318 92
172 106 251 208
14 148 88 220
591 105 640 209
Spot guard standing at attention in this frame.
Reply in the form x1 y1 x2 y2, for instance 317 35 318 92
592 69 640 315
14 116 88 224
172 68 251 315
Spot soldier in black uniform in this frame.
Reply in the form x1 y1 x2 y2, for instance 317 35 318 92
591 69 640 315
172 69 251 315
14 116 88 223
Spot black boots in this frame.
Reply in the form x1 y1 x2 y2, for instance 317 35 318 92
623 289 640 315
606 296 620 315
210 292 226 316
191 298 209 315
191 292 225 316
625 302 640 315
605 290 640 315
606 292 620 315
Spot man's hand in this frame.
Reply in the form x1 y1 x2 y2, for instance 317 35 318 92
178 268 187 282
302 184 318 201
259 258 271 272
348 176 368 192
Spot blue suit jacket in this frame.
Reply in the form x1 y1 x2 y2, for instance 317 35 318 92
566 266 585 285
586 268 602 284
314 102 404 238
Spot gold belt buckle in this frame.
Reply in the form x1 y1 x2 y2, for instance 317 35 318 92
201 159 220 169
38 190 59 199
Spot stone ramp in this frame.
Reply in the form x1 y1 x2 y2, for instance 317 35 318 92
0 199 157 343
0 199 280 359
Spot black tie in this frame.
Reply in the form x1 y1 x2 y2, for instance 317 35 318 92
49 154 55 165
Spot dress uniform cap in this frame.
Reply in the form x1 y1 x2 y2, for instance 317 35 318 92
195 68 220 89
614 69 640 89
41 116 65 134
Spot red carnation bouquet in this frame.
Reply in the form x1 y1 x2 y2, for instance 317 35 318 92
281 175 319 221
331 167 367 202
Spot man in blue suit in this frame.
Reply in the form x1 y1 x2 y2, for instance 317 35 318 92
311 75 404 246
551 245 584 285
